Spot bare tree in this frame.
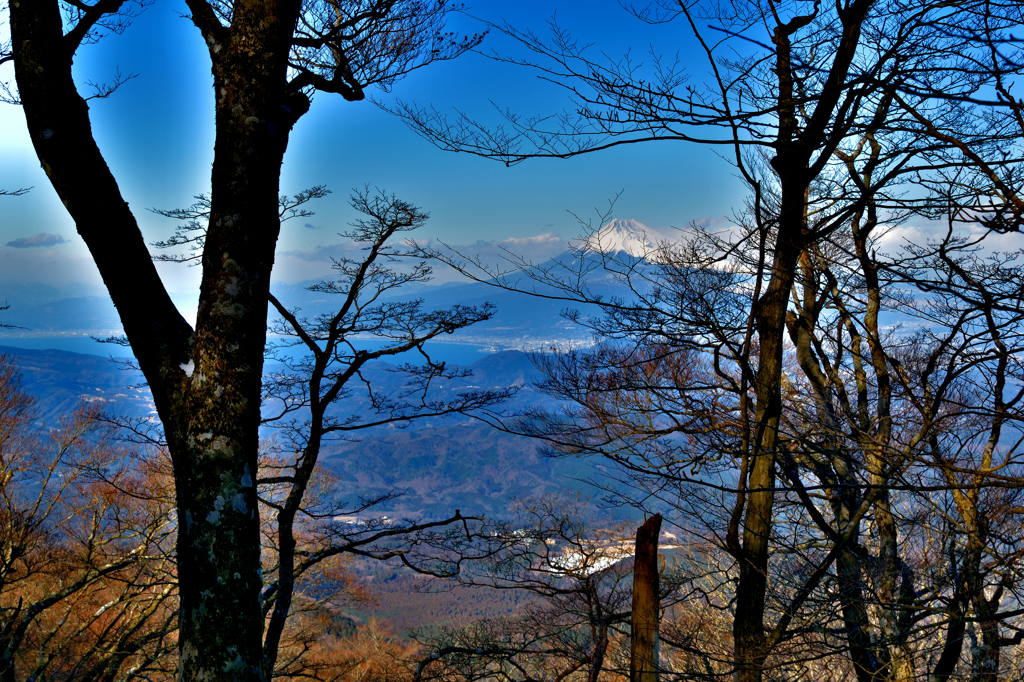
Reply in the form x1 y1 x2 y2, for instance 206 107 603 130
0 356 177 682
391 3 1024 679
413 495 637 682
136 186 518 677
257 187 518 677
393 2 1001 675
3 1 482 678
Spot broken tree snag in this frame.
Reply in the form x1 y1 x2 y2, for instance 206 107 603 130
631 513 662 682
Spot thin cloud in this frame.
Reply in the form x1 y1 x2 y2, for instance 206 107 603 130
690 214 731 230
6 233 66 249
502 232 562 247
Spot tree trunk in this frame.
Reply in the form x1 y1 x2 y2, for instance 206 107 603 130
929 604 966 682
10 2 306 680
836 546 884 682
873 485 914 681
733 174 806 682
631 513 662 682
588 623 610 682
971 595 1001 682
262 427 324 676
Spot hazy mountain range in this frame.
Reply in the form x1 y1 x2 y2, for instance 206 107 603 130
1 343 624 520
0 219 664 353
0 344 153 417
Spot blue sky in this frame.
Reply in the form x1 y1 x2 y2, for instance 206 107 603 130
0 1 747 317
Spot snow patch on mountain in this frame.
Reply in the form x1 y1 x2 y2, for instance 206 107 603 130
582 219 667 260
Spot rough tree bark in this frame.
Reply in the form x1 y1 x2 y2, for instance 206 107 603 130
10 2 306 680
630 513 662 682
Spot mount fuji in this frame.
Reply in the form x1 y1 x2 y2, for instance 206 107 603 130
263 218 674 353
581 218 668 259
350 218 672 351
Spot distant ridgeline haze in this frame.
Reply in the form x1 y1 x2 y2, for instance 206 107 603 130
0 219 666 354
0 345 625 520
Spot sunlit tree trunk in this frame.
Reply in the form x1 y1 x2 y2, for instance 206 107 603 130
631 513 662 682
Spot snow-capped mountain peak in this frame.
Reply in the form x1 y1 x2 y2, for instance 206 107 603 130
582 219 662 258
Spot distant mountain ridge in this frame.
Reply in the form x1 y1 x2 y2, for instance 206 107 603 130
2 345 620 520
271 218 666 352
0 345 152 418
0 219 668 353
